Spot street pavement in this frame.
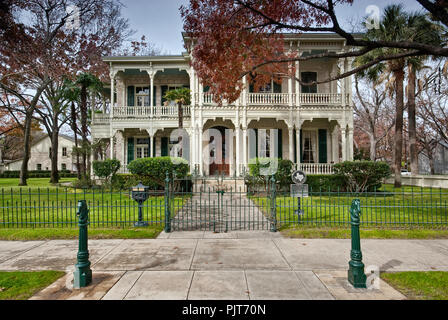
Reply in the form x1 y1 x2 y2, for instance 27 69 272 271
1 231 447 300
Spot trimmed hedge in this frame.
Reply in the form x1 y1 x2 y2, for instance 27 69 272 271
0 170 77 179
333 160 391 193
127 157 189 189
244 159 390 193
305 174 347 192
93 159 121 182
245 158 294 191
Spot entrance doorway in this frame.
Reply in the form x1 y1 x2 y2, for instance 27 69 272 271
209 126 230 176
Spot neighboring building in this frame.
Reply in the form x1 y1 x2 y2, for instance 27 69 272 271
4 134 78 172
419 141 448 175
92 33 356 176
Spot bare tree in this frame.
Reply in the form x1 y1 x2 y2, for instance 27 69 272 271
353 77 395 161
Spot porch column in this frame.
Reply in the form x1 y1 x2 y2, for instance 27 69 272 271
150 133 154 158
242 127 248 173
348 127 354 161
295 126 301 166
110 70 115 119
341 127 347 161
295 53 301 107
340 57 347 106
288 127 294 162
150 72 154 118
332 126 339 163
242 76 247 106
235 125 241 176
110 135 114 159
199 126 204 175
288 63 293 107
199 83 203 107
191 127 197 172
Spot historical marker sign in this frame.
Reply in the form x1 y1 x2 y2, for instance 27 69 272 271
290 184 309 198
291 170 309 198
292 170 307 185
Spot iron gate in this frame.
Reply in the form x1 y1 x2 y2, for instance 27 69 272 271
164 176 281 232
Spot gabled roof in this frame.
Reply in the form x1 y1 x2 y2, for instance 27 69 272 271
30 133 77 147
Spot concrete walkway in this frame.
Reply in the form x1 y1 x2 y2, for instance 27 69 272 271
171 193 270 232
1 232 448 300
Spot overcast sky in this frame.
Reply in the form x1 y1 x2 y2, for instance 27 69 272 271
121 0 425 55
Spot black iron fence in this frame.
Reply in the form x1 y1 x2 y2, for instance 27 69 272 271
0 179 447 230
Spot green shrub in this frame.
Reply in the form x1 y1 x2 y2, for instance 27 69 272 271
245 158 294 191
93 159 121 182
306 174 347 192
112 174 139 190
333 161 391 193
127 157 189 189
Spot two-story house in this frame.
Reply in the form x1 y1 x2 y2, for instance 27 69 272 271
91 33 355 177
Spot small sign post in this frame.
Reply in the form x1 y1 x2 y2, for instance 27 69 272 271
291 170 308 218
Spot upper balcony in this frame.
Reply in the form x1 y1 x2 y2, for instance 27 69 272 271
92 91 352 125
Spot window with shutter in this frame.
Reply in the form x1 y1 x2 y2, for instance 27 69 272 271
278 129 283 159
127 86 135 106
161 137 169 156
127 138 134 164
318 129 328 164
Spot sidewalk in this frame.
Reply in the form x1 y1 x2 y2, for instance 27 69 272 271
1 231 447 300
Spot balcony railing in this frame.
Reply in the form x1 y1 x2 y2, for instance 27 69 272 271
199 93 349 106
299 93 343 105
296 163 334 175
104 105 191 118
247 93 290 105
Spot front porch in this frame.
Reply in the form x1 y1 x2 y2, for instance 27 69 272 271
103 117 352 176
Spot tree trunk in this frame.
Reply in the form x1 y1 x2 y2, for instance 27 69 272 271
19 112 32 186
369 134 376 161
49 125 59 184
408 64 418 175
71 101 81 179
393 70 405 188
428 150 435 175
80 85 88 179
178 102 183 129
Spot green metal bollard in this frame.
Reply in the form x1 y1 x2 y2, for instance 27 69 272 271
348 199 367 288
270 174 277 232
164 172 171 233
73 200 92 289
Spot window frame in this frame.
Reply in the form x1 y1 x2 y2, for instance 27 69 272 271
134 85 150 107
134 136 150 159
301 130 318 164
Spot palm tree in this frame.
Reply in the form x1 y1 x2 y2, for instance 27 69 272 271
163 87 191 129
404 14 444 175
355 5 408 187
355 5 443 186
75 73 103 179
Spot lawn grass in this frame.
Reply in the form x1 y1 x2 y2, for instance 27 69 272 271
0 178 77 188
281 226 448 239
0 271 65 300
0 226 163 240
251 184 448 229
0 189 188 228
381 271 448 300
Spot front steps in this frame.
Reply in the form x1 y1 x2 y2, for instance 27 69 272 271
193 177 247 192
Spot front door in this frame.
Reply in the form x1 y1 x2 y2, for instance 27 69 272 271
209 126 230 176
